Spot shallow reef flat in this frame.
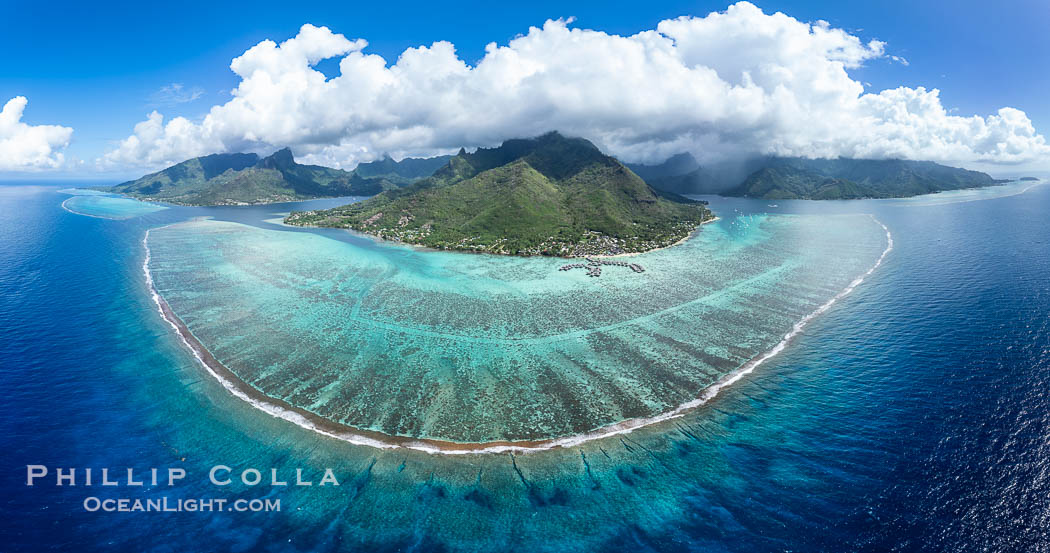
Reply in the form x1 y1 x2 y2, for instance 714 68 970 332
61 192 168 220
146 212 887 444
879 178 1043 207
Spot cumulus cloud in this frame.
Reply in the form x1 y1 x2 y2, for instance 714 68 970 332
100 1 1049 171
0 96 74 171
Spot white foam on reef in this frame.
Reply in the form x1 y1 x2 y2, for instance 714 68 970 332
418 217 896 455
63 195 166 220
144 217 895 455
60 197 119 220
144 228 400 450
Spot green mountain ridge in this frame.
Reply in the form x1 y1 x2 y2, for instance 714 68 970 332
285 132 713 256
108 148 449 206
643 156 1001 199
729 157 1000 199
353 153 455 183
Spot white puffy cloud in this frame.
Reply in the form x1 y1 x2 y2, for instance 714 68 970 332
0 96 74 171
101 2 1049 171
102 111 219 169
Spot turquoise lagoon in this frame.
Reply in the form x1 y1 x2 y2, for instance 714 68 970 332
146 210 888 446
6 180 1050 551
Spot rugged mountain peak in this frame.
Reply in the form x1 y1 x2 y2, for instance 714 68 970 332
286 133 710 256
108 147 395 205
456 131 611 182
257 147 296 170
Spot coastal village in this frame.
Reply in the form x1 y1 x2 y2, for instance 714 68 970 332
287 206 698 258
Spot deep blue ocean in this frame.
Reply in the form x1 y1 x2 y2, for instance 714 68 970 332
2 182 1049 552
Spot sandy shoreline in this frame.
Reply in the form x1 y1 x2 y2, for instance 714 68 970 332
596 216 720 258
143 215 892 455
291 215 721 260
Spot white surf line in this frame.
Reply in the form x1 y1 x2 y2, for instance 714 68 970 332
406 216 896 455
60 196 126 220
143 227 403 450
62 195 165 220
143 217 894 455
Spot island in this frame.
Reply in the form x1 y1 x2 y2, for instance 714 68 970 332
106 148 445 206
641 156 1003 200
285 132 714 256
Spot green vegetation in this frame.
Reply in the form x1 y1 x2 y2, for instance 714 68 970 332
728 158 1001 199
107 148 452 206
639 155 1001 199
286 132 713 256
352 153 454 184
108 148 391 205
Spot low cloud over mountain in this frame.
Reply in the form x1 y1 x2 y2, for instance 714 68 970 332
100 2 1049 171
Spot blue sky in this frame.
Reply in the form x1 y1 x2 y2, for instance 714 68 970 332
2 0 1048 178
